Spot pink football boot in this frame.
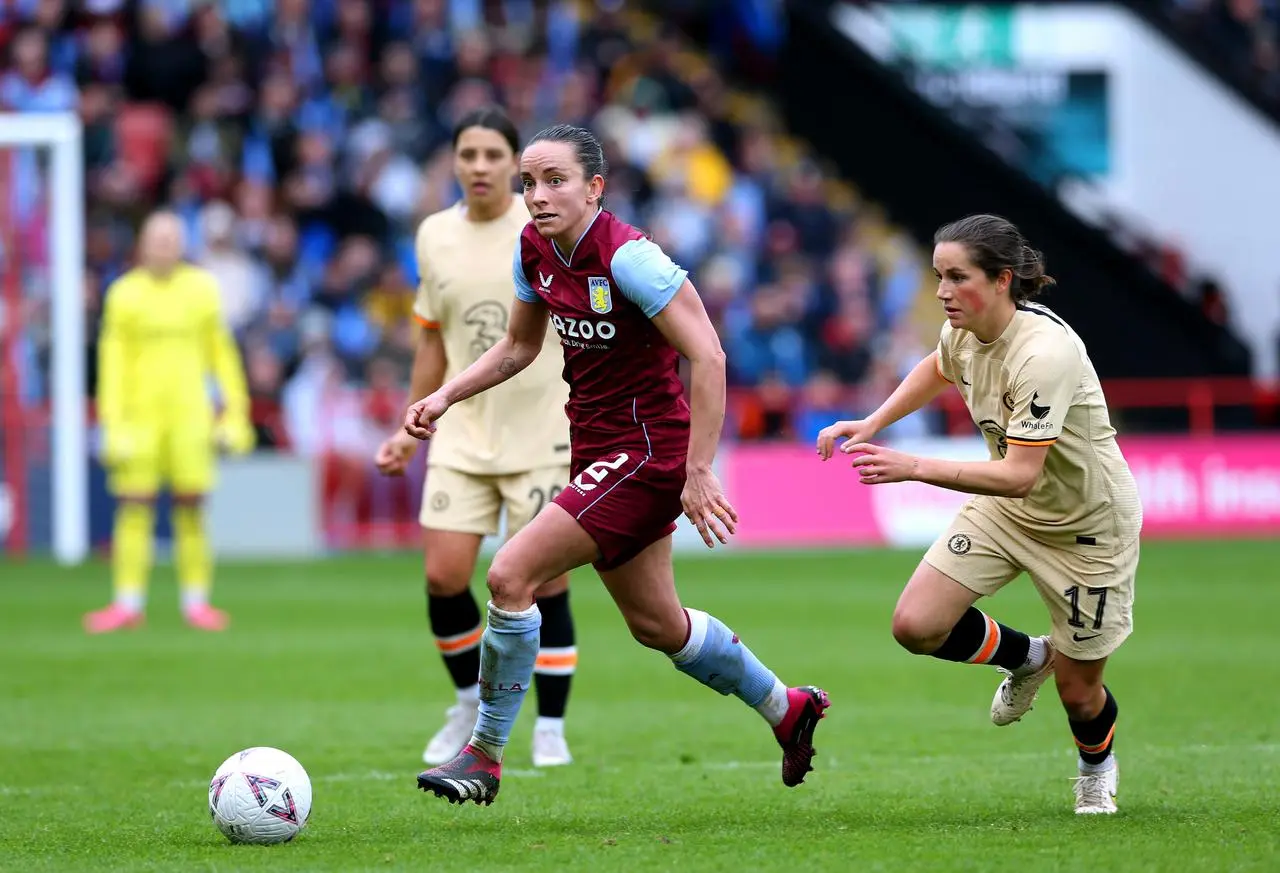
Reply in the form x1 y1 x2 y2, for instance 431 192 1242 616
184 603 230 631
773 685 831 787
83 604 145 634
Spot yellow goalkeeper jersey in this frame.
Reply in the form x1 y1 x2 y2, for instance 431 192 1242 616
97 263 249 432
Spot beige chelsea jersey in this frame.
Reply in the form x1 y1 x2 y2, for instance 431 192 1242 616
936 303 1142 551
413 199 570 475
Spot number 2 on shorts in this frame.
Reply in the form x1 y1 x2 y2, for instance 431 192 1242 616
573 452 630 493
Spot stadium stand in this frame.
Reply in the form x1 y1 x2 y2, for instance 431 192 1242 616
0 0 948 453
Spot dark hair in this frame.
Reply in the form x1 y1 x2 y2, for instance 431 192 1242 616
451 106 520 154
934 214 1056 303
526 123 609 182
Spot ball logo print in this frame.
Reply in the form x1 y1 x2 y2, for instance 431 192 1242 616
208 774 229 817
268 789 301 825
244 773 281 807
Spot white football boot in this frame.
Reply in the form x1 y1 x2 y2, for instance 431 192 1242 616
1073 757 1119 814
531 723 573 768
991 635 1056 726
422 702 479 765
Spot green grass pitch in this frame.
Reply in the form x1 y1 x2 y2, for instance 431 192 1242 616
2 540 1277 872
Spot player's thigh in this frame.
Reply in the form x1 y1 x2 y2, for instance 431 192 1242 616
166 428 217 496
421 528 484 596
499 465 573 597
486 503 599 609
909 502 1021 637
554 450 684 574
595 534 686 653
1025 537 1138 662
107 427 163 498
420 465 502 537
498 465 569 535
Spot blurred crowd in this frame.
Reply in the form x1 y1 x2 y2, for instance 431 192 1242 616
1 0 943 458
1167 0 1280 109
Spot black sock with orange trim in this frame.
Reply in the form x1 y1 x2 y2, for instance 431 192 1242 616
533 590 576 720
1071 686 1118 768
428 590 483 692
930 607 1033 672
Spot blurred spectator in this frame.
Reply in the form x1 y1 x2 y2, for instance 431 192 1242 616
1169 0 1280 107
2 27 76 113
1197 276 1231 327
196 200 264 333
792 370 856 444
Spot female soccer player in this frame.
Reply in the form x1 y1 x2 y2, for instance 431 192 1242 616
84 211 253 634
374 107 579 769
404 124 830 806
817 214 1141 815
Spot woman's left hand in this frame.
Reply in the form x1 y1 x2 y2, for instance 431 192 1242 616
681 467 739 548
846 443 920 485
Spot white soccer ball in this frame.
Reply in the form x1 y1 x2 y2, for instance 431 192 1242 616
208 747 312 845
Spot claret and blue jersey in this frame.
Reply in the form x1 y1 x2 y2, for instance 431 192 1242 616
513 209 692 461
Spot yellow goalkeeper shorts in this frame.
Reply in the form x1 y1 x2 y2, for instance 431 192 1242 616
107 424 216 497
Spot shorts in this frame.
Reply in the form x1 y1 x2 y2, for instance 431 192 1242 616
923 499 1139 660
108 425 215 496
553 448 685 572
420 463 570 538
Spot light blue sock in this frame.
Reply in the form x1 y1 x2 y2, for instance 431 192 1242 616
670 608 790 725
469 601 541 763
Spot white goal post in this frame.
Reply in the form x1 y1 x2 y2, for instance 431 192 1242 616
3 113 86 565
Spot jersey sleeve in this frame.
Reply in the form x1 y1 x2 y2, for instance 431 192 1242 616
1005 338 1081 447
96 278 130 430
934 322 957 383
512 238 539 304
609 238 689 318
412 220 440 328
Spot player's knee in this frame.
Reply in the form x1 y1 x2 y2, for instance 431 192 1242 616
484 553 537 609
624 612 683 653
424 572 469 598
1056 674 1105 721
891 606 946 654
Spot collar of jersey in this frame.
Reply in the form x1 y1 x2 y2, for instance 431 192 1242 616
971 307 1023 347
552 207 604 268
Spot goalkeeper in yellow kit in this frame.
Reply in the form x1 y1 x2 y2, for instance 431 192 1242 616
83 211 255 634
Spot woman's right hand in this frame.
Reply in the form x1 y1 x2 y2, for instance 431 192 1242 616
816 419 879 460
404 391 450 441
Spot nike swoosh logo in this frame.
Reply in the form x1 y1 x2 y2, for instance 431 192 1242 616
1073 632 1101 642
960 376 971 386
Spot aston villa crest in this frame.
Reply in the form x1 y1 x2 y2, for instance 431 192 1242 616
588 276 613 313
